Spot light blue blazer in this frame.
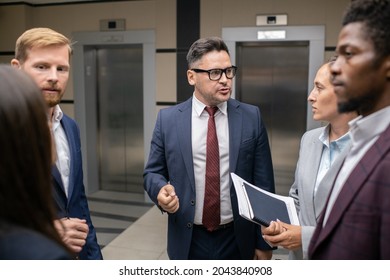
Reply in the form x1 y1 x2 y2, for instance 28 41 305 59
289 126 350 259
144 97 275 260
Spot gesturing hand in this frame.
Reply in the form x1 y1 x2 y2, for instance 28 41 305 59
157 184 179 213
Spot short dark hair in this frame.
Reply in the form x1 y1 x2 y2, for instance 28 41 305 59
186 37 230 68
342 0 390 60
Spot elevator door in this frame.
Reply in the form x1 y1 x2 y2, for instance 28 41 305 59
236 41 309 195
96 45 144 193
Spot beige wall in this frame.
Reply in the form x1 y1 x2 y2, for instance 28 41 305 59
201 0 349 61
0 0 176 118
0 0 350 117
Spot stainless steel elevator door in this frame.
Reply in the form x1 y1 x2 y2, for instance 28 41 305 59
96 45 144 193
236 41 309 195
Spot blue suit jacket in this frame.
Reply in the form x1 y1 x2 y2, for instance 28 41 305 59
144 97 275 259
0 224 71 260
51 114 102 260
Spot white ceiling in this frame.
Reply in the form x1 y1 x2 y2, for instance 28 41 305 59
0 0 96 4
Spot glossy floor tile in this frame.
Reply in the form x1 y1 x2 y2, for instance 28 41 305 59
89 190 288 260
88 190 153 249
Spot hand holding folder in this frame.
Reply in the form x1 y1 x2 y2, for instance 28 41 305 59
231 173 299 227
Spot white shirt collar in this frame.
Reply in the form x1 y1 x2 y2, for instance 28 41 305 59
319 123 351 149
349 106 390 144
51 105 63 131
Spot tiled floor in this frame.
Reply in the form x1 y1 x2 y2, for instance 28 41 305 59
102 204 170 259
88 190 153 249
88 190 289 260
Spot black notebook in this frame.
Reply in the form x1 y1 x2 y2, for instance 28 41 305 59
243 182 291 227
231 172 299 227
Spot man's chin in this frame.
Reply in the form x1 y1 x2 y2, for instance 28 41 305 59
337 100 359 113
46 100 60 108
218 93 230 102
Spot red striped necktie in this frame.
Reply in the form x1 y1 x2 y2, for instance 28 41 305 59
202 106 220 231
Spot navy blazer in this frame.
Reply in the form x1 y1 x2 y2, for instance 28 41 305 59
0 225 71 260
144 97 275 259
51 114 102 260
309 124 390 259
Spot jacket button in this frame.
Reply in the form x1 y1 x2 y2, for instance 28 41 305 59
190 200 195 206
187 222 192 228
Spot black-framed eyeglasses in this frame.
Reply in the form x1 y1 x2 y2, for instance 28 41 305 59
191 66 237 81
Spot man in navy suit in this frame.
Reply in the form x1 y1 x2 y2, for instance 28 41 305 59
309 0 390 259
11 28 102 260
144 37 275 260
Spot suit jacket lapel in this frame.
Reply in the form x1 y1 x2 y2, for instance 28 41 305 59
51 165 67 217
303 133 323 219
51 163 65 192
177 98 240 192
177 98 196 192
227 99 241 173
314 142 351 220
315 124 390 246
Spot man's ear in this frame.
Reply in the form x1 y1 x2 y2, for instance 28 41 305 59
187 69 195 86
10 59 21 69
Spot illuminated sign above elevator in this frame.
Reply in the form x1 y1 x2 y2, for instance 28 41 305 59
257 30 286 40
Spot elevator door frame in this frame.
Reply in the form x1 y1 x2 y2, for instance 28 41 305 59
72 30 155 195
222 25 325 131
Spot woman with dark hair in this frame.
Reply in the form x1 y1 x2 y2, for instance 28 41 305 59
0 65 72 260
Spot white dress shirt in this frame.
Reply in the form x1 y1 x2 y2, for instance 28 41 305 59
192 95 232 225
51 105 71 198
